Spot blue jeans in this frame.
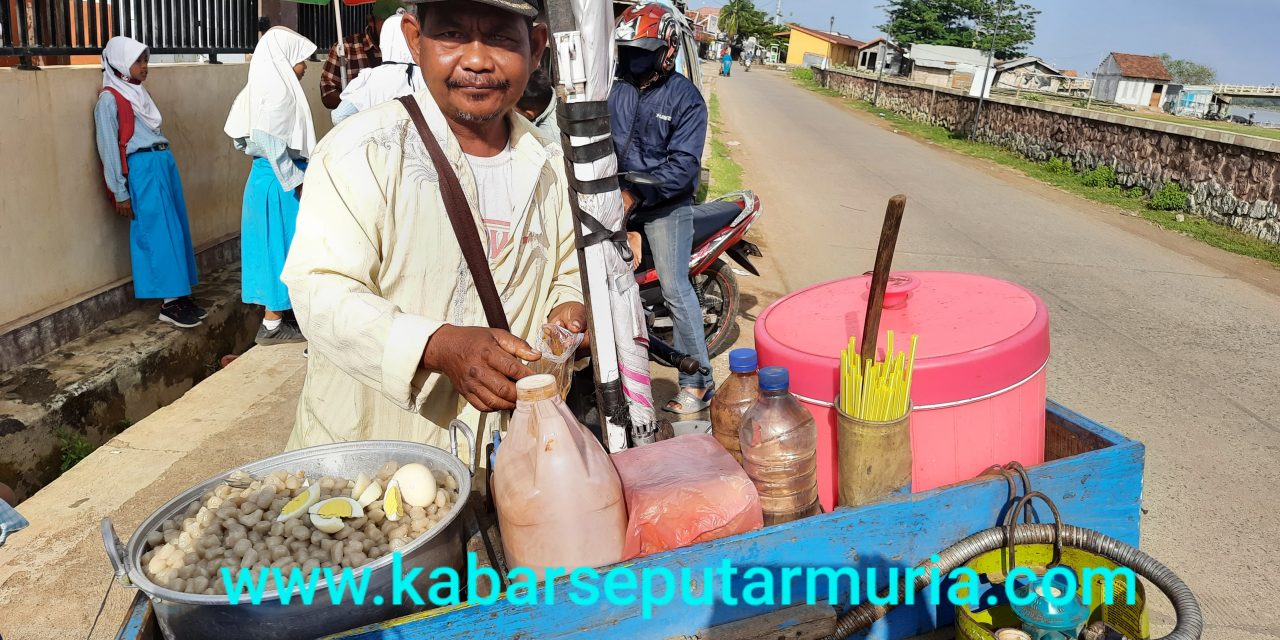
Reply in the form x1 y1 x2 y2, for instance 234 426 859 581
634 200 713 390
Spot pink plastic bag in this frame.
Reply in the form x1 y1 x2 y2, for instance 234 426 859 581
611 434 764 559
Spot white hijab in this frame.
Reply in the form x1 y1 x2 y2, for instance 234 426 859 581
338 12 425 112
224 27 318 158
101 36 163 131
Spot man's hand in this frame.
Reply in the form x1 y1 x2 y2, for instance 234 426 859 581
114 200 134 220
422 325 539 412
547 302 592 356
548 301 587 333
626 231 643 271
621 189 639 214
320 91 342 110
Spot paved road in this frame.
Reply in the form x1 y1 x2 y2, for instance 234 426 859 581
717 67 1280 638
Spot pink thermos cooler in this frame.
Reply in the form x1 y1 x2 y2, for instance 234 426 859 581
754 271 1050 511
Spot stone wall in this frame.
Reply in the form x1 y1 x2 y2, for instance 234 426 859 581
815 68 1280 244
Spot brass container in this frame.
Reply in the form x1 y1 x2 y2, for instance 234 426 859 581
835 398 913 508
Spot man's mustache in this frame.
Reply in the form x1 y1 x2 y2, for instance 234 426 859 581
446 75 511 91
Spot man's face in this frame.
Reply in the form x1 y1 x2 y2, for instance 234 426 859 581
404 2 548 126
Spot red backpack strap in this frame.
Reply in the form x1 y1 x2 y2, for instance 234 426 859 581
102 87 135 177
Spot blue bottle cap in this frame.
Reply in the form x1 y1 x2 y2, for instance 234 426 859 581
729 348 758 373
758 366 789 391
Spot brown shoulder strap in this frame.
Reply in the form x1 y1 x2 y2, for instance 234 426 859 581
397 95 510 332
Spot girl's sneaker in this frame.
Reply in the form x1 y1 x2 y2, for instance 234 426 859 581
256 321 306 346
159 301 202 328
179 297 208 320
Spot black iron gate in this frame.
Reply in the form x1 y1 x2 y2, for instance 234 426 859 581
1 0 261 59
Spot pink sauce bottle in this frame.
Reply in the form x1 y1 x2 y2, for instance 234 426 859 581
493 374 627 580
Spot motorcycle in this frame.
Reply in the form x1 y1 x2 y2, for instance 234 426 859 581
744 55 753 72
622 174 764 370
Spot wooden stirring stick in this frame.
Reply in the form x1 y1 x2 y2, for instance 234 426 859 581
860 195 908 367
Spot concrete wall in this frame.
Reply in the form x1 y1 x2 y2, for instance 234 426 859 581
911 65 953 88
0 61 332 331
815 68 1280 243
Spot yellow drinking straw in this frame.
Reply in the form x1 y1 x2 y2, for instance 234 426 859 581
840 331 918 421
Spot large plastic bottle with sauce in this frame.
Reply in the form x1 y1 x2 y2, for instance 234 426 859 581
739 366 820 525
710 348 760 463
493 374 627 580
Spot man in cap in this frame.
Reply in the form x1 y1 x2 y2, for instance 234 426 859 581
319 0 406 109
282 0 588 456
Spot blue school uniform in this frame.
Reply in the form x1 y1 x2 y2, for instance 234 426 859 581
94 93 199 299
236 131 307 311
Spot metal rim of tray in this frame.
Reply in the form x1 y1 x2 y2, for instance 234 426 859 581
104 439 473 605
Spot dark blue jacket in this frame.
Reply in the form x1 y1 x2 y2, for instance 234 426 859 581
609 72 708 209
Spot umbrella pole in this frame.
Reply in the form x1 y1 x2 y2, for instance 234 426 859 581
333 0 347 90
545 0 648 452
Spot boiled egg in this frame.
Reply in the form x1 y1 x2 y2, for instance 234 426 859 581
384 480 406 522
308 497 364 534
390 463 438 508
276 483 321 522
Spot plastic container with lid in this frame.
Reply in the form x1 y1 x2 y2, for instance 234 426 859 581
493 374 628 580
755 271 1050 510
710 348 760 463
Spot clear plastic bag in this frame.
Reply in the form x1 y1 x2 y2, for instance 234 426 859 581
530 323 584 400
611 434 764 559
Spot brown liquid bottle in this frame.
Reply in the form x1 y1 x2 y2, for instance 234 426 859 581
739 367 820 525
710 348 760 464
493 374 627 580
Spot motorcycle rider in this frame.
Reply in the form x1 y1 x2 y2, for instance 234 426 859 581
611 3 715 414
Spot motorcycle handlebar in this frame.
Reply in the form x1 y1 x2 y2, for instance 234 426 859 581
649 335 711 376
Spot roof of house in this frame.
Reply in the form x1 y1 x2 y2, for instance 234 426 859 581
1061 69 1079 77
1107 53 1173 81
856 37 903 52
906 44 992 69
785 24 866 50
996 56 1061 75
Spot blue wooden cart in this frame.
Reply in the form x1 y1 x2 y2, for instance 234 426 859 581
116 401 1143 640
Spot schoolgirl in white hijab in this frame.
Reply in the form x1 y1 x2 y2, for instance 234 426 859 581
331 11 426 125
93 36 202 328
102 36 163 130
225 27 318 346
225 26 319 159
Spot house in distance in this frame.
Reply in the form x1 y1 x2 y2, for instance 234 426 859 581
1093 53 1174 109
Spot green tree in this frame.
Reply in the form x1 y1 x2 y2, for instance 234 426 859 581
1156 53 1217 85
719 0 782 49
878 0 1040 59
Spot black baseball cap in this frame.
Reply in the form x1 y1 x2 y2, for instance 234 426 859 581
410 0 541 19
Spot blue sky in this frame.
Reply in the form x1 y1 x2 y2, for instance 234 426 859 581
691 0 1280 84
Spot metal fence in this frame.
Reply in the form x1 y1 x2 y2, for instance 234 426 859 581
1 0 261 59
296 1 370 53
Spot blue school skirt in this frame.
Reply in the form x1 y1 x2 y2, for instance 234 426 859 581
127 149 198 299
240 157 306 310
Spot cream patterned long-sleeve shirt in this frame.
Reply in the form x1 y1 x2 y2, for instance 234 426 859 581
281 91 582 461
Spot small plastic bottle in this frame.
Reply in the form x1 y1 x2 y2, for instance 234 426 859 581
710 348 760 464
739 366 819 525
